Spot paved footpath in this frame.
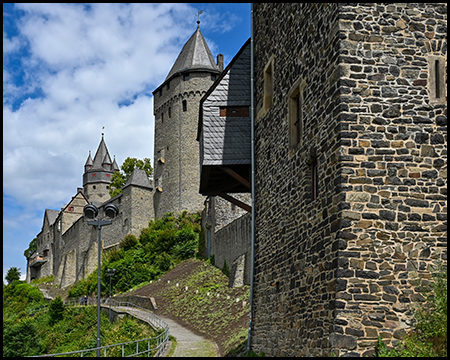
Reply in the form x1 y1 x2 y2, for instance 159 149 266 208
158 314 219 357
110 306 218 357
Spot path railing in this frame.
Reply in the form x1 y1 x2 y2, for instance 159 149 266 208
27 298 169 357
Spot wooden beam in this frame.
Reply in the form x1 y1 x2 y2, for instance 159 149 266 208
218 166 251 190
218 192 252 213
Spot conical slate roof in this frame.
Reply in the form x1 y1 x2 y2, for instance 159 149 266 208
85 151 93 167
165 26 219 81
112 156 120 172
123 168 152 190
92 135 112 170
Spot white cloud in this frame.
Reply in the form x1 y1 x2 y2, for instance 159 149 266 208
3 3 197 214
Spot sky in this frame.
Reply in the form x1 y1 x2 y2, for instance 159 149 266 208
3 3 251 283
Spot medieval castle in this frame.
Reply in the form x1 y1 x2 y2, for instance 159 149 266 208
27 3 446 357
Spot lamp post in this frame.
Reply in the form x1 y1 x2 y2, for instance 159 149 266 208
84 203 119 357
107 268 116 322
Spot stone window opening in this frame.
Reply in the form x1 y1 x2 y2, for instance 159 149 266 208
263 56 274 111
168 106 171 118
311 158 318 201
182 100 187 112
183 74 189 81
161 112 164 123
288 77 306 156
428 55 446 104
307 153 318 202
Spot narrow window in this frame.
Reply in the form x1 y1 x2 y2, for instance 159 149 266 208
183 74 189 81
219 106 250 117
311 159 318 201
168 106 171 118
166 81 170 90
182 100 187 112
264 57 274 110
428 56 446 104
161 112 164 123
435 59 440 99
288 78 305 156
211 74 216 81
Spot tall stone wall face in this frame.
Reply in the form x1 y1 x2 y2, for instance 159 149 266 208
252 3 447 357
333 3 447 356
253 3 343 357
211 212 251 285
153 72 214 218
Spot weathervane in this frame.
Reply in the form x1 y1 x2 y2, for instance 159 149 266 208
197 10 203 28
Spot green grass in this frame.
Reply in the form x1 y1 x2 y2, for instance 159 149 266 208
155 259 250 355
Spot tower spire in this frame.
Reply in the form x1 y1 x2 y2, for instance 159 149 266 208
197 10 203 28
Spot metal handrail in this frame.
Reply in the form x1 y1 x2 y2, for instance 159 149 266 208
27 299 170 357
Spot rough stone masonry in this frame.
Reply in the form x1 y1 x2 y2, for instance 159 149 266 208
251 3 446 357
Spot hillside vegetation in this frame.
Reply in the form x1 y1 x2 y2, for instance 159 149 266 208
3 281 158 357
67 211 202 298
124 258 251 356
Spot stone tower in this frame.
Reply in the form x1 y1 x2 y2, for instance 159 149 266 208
83 134 120 203
152 21 222 218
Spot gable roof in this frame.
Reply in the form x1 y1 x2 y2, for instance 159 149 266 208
45 209 60 227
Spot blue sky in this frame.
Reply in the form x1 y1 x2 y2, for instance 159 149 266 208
3 3 251 282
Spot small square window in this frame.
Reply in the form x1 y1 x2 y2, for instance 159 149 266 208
183 74 189 81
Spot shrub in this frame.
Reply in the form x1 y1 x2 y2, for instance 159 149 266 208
222 260 230 277
375 269 447 357
3 318 42 357
119 234 139 251
48 297 65 326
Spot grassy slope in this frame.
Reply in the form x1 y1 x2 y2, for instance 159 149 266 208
124 258 251 356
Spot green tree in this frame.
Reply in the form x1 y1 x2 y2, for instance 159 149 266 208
109 157 153 197
24 237 38 259
48 296 65 326
5 267 21 285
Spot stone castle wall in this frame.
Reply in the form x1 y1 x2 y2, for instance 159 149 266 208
52 185 154 288
252 3 446 357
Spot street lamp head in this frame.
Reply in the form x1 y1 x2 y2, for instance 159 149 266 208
84 204 99 219
104 203 119 219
